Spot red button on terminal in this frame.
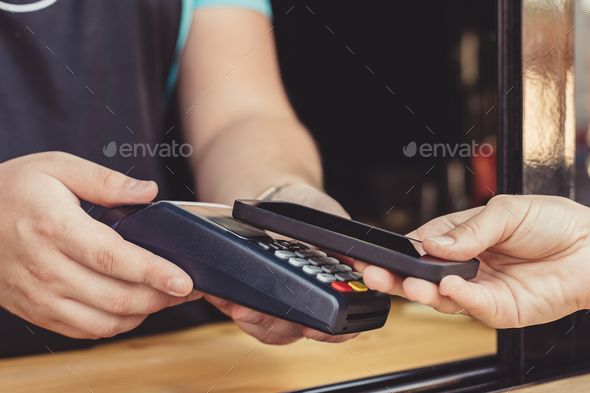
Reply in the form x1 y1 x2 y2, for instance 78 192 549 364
331 281 353 292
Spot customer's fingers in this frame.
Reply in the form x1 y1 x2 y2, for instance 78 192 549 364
409 207 484 243
402 277 462 314
360 261 469 315
361 265 404 297
438 275 499 325
421 197 526 261
353 260 369 272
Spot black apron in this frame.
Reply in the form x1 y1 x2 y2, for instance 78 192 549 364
0 0 224 358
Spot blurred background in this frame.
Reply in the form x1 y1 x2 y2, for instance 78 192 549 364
271 0 498 234
166 0 590 229
576 0 590 205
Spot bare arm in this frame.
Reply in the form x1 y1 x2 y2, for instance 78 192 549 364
179 8 322 205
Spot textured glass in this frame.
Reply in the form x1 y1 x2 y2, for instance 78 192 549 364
522 0 575 196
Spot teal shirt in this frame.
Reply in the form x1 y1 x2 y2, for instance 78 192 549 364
166 0 272 100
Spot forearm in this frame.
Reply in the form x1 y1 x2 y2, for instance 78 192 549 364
179 9 323 205
193 115 323 205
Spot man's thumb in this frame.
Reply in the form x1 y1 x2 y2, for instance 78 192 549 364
42 152 158 206
421 199 518 260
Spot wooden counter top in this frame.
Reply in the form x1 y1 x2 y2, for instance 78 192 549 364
0 301 495 393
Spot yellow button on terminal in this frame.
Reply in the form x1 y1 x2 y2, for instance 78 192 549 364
348 281 368 292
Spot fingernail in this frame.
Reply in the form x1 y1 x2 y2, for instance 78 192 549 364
427 235 455 246
128 180 154 193
167 277 191 296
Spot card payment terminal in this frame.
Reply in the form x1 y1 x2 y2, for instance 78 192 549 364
95 201 391 335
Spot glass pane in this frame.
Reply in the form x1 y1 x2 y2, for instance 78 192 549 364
575 1 590 202
271 0 497 389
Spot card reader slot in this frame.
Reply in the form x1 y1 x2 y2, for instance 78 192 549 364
346 310 388 321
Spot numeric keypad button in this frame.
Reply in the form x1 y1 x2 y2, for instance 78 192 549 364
295 250 327 258
302 265 323 275
288 257 309 267
322 264 352 274
316 273 336 283
274 250 296 260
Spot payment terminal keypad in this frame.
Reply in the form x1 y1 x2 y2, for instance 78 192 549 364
257 239 368 293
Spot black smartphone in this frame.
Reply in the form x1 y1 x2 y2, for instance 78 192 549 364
233 200 479 283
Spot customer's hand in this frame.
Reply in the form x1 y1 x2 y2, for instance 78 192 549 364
358 195 590 328
0 152 199 339
205 183 357 344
